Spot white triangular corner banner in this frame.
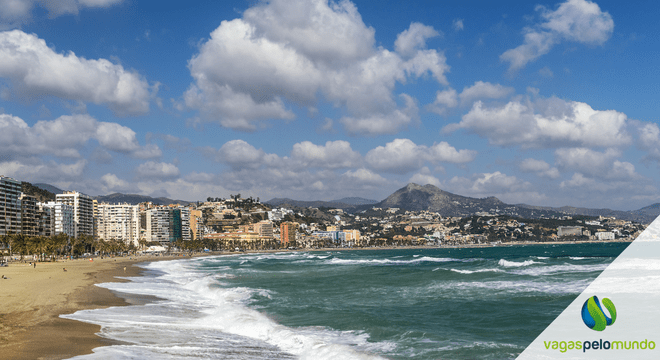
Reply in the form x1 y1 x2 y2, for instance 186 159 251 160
517 215 660 359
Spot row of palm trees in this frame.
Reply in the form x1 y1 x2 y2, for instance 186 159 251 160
0 233 136 261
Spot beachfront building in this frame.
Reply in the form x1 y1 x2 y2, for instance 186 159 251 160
97 203 140 247
143 207 170 245
141 206 191 245
0 176 22 236
280 222 298 248
56 191 94 238
557 226 582 237
596 231 615 240
41 202 75 236
19 193 37 237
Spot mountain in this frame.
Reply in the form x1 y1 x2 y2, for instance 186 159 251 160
330 197 378 206
265 198 355 209
94 193 191 206
372 183 562 218
21 182 56 202
33 183 63 195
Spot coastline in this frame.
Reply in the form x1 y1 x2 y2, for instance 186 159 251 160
0 255 182 360
0 239 632 359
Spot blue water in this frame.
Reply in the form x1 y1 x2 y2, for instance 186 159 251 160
64 243 630 359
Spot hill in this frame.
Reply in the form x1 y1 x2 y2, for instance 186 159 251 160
371 183 561 218
21 182 56 202
94 193 192 206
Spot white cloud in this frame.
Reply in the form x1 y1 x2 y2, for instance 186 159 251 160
340 93 419 135
0 113 160 159
500 0 613 71
427 88 458 116
428 141 477 163
0 159 87 183
453 19 464 31
135 161 180 179
637 122 660 161
0 0 123 28
519 158 560 178
0 30 150 114
341 168 387 185
555 147 638 180
409 167 441 187
445 96 630 148
100 173 134 193
539 66 554 78
458 81 515 105
394 22 441 58
291 140 361 169
365 138 475 174
185 0 449 135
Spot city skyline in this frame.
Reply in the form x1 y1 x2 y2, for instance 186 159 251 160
0 0 658 210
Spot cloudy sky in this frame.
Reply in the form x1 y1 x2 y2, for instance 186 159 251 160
0 0 658 210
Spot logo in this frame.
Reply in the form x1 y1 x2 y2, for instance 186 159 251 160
581 295 616 331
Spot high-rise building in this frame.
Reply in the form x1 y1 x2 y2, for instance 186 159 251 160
56 191 93 238
42 202 75 236
280 222 298 248
97 203 139 247
143 207 170 245
189 209 203 240
254 220 274 239
19 193 37 237
36 203 52 237
0 176 22 236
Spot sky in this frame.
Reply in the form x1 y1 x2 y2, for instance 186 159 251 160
0 0 658 210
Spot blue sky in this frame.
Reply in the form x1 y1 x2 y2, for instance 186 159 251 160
0 0 658 210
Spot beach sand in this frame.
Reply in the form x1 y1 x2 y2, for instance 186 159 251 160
0 255 177 360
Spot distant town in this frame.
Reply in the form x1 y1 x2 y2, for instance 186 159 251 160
0 175 648 259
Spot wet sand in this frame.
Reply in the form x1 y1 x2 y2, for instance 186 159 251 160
0 255 178 360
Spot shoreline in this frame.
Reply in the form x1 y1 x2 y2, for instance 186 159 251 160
0 255 182 360
0 239 632 359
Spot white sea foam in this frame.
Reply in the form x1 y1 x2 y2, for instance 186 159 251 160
498 259 538 267
63 258 390 360
569 256 585 260
450 268 503 274
327 256 462 266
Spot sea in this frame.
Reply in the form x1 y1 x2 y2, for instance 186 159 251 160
63 242 630 360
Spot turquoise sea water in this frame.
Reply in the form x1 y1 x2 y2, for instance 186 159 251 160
65 243 630 359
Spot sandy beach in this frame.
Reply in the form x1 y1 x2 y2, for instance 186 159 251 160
0 240 631 359
0 255 182 360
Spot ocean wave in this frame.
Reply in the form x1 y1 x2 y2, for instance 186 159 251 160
450 268 504 274
498 259 538 267
327 256 463 266
68 259 391 360
512 263 608 276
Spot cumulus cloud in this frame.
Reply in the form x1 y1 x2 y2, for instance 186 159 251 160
555 147 637 180
0 0 123 28
135 161 180 179
428 81 513 115
291 140 361 169
500 0 614 71
0 113 161 160
458 81 515 105
0 30 150 115
427 88 458 116
444 96 630 148
365 138 476 174
409 167 441 187
0 158 87 183
394 22 441 58
185 0 449 134
519 158 560 178
340 93 419 135
637 122 660 161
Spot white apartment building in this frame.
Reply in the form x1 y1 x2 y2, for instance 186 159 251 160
596 231 615 240
0 176 22 236
143 207 171 244
56 191 94 238
42 202 75 236
97 203 139 247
